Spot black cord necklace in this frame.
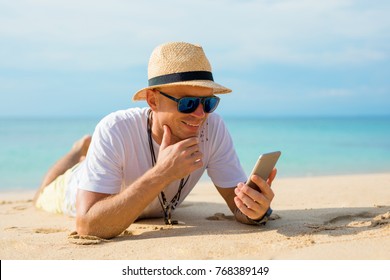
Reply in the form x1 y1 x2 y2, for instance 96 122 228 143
147 109 190 225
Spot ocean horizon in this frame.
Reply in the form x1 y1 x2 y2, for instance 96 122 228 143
1 114 390 191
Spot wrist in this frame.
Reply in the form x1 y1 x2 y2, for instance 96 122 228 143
247 207 273 226
151 164 176 185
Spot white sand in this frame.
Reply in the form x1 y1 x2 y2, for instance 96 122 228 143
1 173 389 259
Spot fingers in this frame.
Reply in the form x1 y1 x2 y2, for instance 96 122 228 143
160 125 199 152
181 144 203 169
267 168 277 186
156 125 203 180
159 125 201 162
235 183 267 216
250 175 274 199
183 143 202 159
234 195 262 219
234 176 275 220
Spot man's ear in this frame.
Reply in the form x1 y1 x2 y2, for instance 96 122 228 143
146 89 158 111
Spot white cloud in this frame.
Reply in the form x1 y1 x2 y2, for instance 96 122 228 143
1 0 389 71
209 0 390 68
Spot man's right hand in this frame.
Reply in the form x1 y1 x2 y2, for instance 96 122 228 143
156 125 203 181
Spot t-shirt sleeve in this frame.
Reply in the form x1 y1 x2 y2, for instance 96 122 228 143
206 115 247 188
77 116 124 194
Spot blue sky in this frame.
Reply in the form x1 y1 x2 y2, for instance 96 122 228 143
1 0 389 118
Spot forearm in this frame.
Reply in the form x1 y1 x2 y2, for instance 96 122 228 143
76 167 171 239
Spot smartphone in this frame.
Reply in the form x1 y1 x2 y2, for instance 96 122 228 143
246 151 281 190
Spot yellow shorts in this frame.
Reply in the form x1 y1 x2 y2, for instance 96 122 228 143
35 165 75 214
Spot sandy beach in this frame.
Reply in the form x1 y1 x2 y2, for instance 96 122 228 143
1 173 389 260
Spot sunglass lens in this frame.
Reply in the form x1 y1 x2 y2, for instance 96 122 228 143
178 96 220 113
178 98 200 113
204 97 220 113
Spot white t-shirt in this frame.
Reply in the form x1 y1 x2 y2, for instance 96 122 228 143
64 107 247 217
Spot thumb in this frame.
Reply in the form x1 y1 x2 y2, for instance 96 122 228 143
160 125 172 151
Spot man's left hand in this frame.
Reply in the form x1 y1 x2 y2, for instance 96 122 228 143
234 168 276 220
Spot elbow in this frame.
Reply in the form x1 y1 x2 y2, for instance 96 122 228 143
76 214 93 236
75 214 120 239
75 214 101 237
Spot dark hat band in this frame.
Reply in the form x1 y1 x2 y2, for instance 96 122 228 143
148 71 214 86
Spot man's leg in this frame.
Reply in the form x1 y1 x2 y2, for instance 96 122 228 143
33 135 92 204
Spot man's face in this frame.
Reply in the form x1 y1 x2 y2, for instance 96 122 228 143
149 85 214 144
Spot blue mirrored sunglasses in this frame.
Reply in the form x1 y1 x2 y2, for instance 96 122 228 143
159 91 220 114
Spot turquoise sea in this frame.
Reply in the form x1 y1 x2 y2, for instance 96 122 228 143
1 115 390 191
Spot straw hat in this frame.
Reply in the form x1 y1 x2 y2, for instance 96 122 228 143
132 42 232 101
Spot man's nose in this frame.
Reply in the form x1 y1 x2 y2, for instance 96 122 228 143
190 102 206 117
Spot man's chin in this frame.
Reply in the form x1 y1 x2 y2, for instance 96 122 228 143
173 131 199 143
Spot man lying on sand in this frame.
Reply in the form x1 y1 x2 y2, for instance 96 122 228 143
33 42 277 239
